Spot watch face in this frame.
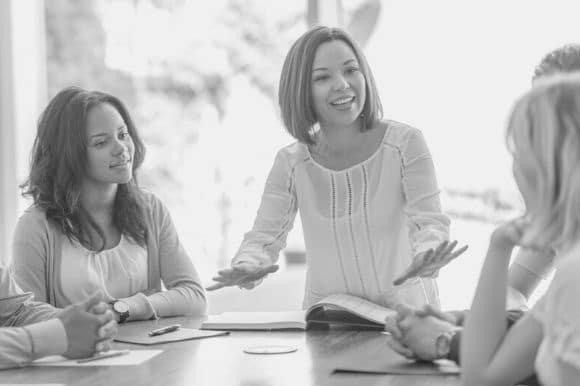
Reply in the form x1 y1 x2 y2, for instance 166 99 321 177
113 301 129 314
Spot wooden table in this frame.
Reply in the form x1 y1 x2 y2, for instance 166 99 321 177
1 317 461 386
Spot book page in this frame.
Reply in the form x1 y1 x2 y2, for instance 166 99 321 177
312 294 396 324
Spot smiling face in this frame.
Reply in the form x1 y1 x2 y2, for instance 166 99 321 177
311 39 366 130
84 102 135 189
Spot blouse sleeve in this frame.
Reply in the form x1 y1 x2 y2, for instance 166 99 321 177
144 196 208 318
400 129 450 255
11 209 51 303
232 149 299 267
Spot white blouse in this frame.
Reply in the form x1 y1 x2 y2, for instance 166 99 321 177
233 120 450 309
532 242 580 386
60 235 148 305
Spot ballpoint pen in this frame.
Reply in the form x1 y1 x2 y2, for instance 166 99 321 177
148 323 182 337
77 350 131 363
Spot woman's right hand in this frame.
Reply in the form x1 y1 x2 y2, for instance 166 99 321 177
205 261 279 291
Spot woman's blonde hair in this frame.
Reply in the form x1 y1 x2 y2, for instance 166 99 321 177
507 73 580 250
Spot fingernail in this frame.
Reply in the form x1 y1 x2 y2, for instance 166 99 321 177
96 342 104 351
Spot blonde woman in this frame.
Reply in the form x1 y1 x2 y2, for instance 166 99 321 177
461 74 580 385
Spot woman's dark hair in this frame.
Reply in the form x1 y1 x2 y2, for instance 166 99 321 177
279 25 383 145
21 86 147 251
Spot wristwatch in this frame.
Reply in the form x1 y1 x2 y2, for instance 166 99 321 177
110 300 130 323
435 329 458 359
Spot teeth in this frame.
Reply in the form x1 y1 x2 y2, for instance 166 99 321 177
331 97 354 105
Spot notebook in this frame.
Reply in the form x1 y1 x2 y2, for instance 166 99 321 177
201 293 396 331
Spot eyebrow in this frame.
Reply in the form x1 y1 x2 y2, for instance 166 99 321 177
313 59 358 72
89 124 127 139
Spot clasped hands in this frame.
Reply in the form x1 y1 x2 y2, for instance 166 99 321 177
384 303 462 361
57 290 118 359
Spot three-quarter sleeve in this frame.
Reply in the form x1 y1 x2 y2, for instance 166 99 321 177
11 210 51 303
400 129 450 255
232 149 299 267
145 196 207 318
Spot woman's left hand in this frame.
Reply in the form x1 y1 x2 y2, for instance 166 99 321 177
393 240 468 286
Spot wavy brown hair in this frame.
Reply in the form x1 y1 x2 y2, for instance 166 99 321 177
21 86 148 251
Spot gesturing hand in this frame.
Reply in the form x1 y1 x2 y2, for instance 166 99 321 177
393 240 468 286
206 261 279 291
58 291 117 359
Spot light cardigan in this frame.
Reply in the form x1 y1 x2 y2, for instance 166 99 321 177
532 242 580 386
12 190 207 320
233 120 450 308
0 265 67 369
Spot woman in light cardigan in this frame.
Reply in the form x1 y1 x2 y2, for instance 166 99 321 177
12 87 206 322
461 75 580 386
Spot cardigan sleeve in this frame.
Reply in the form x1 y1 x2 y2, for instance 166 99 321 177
400 128 450 255
11 209 51 303
232 149 299 267
143 195 207 318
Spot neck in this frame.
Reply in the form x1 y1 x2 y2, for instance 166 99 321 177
316 120 364 154
80 182 118 219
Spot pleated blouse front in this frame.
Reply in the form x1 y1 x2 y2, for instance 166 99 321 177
234 120 450 309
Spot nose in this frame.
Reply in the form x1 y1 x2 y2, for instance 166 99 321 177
332 74 349 91
112 138 128 157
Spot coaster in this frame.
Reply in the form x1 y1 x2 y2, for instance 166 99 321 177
243 345 298 354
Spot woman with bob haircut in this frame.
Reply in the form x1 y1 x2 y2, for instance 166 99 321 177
208 26 466 310
12 86 207 322
461 74 580 386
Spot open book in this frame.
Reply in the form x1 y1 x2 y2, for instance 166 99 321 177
201 294 396 331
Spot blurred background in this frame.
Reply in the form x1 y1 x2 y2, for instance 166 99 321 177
1 0 577 314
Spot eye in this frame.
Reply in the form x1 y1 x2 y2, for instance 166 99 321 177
94 140 106 148
347 66 359 73
119 131 131 140
313 74 329 82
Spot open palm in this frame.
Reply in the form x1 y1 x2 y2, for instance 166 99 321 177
393 240 468 286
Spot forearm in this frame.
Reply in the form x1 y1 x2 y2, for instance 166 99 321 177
148 284 207 317
0 319 67 370
461 243 513 384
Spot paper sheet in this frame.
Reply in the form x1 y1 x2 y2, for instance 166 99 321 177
115 327 229 345
30 349 161 367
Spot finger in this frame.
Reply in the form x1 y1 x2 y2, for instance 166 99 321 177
78 290 104 311
217 268 235 276
89 302 108 315
386 336 416 359
441 240 457 257
95 339 112 353
95 309 114 325
206 282 229 291
211 276 233 283
450 244 468 259
393 273 411 286
434 241 449 257
394 303 414 318
384 315 403 339
98 319 118 339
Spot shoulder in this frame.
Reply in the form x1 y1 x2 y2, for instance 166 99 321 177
15 205 50 234
137 189 169 218
274 142 311 170
382 119 424 148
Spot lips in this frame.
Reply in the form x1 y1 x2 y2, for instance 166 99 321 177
110 159 131 168
330 96 355 106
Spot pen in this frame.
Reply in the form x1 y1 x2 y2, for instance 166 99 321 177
148 323 182 337
77 350 131 363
